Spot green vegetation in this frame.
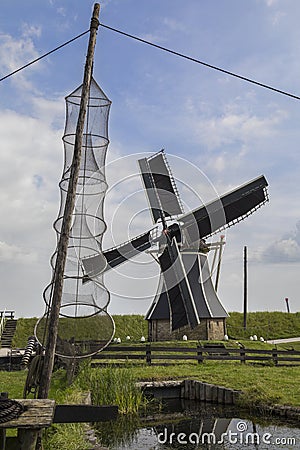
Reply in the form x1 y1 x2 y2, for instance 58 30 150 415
10 312 300 349
122 362 299 407
74 363 146 414
111 315 148 341
1 311 298 448
0 371 26 398
227 311 300 340
11 314 148 348
44 423 91 450
44 374 92 450
11 317 38 348
0 357 299 448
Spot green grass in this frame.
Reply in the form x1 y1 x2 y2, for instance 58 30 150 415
11 317 38 348
43 372 92 450
123 362 300 407
0 371 27 398
0 359 298 449
74 363 146 414
11 315 148 348
10 312 300 349
227 311 300 340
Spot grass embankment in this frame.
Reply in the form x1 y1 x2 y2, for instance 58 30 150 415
10 315 148 348
227 311 300 340
10 311 300 348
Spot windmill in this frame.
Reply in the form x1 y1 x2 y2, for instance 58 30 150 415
83 149 268 341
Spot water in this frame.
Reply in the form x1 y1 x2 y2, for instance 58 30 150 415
96 399 300 449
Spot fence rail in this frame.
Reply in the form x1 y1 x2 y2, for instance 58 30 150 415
91 344 300 366
0 310 15 319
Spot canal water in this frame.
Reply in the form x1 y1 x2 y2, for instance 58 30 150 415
95 399 300 449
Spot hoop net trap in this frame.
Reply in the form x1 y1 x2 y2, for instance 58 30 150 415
35 79 115 358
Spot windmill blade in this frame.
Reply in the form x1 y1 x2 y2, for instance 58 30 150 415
138 151 184 223
82 230 152 276
82 175 268 274
180 175 268 244
159 237 200 330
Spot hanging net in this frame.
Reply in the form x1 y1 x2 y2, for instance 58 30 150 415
36 79 115 358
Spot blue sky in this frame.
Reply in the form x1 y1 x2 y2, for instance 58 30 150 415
0 0 300 318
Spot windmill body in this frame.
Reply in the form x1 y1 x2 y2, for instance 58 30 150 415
83 150 268 341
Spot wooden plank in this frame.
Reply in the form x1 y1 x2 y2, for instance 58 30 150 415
0 399 55 429
204 355 242 361
100 345 146 352
150 346 196 352
94 354 145 360
151 354 196 360
53 404 118 423
273 350 300 355
276 357 300 362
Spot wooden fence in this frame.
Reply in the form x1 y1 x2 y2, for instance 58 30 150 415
91 344 300 366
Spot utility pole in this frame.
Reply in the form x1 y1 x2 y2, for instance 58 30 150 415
243 245 247 329
285 297 290 313
38 3 100 400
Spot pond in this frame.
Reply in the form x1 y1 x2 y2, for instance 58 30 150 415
96 399 300 449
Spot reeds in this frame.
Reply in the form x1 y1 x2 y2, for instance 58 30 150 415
75 363 146 414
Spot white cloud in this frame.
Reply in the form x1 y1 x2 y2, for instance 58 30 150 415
265 0 277 6
261 221 300 263
0 31 42 91
163 17 187 33
191 108 287 151
21 23 42 38
0 241 37 263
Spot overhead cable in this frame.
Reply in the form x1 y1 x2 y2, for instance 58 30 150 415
1 22 299 103
0 30 89 83
100 22 300 101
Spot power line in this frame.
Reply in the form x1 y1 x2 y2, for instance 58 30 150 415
100 22 300 102
1 22 300 103
0 30 89 83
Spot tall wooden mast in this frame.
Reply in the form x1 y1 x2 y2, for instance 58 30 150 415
38 3 101 400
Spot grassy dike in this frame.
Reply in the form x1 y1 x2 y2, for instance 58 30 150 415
10 312 300 348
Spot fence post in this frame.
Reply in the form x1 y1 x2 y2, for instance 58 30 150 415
197 345 203 364
240 348 246 364
272 349 278 366
0 393 8 450
146 344 151 365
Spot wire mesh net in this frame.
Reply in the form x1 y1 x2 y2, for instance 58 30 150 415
37 78 115 358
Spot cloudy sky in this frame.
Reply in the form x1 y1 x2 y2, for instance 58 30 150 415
0 0 299 318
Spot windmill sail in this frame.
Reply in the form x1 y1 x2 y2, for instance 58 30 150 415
138 151 184 223
181 175 268 244
85 174 268 273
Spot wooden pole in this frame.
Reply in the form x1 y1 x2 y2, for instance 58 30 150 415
285 297 290 313
243 246 247 329
215 235 225 292
38 3 100 400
